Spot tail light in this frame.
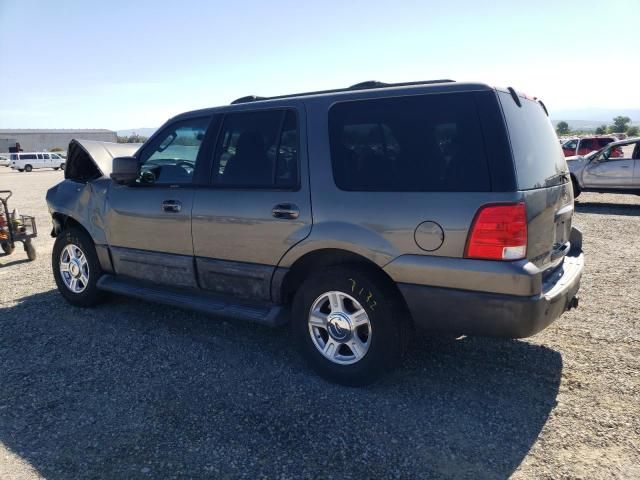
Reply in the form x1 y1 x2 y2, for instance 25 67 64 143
465 203 527 261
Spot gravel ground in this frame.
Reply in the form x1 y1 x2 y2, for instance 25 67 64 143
1 168 639 479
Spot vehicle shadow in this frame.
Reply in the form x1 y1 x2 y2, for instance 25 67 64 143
0 291 562 479
0 256 30 267
575 201 640 216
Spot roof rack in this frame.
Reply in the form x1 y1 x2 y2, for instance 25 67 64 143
230 79 455 105
230 95 267 105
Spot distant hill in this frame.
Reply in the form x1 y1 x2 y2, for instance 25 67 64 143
117 128 157 138
550 108 640 131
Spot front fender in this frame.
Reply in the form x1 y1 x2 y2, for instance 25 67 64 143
46 179 110 244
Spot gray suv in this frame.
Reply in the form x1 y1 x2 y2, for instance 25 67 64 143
46 80 584 385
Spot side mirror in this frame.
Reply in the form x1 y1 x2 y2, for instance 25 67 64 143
110 156 139 185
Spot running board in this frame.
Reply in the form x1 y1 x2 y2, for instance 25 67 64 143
97 274 287 327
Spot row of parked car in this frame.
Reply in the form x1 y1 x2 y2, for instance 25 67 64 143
561 135 623 158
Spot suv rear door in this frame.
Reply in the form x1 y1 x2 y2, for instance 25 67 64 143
497 90 573 271
105 115 212 287
191 107 312 301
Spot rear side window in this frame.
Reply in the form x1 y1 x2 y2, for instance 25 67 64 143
580 139 595 151
497 91 568 189
21 154 37 160
598 138 613 148
329 93 491 191
212 109 299 189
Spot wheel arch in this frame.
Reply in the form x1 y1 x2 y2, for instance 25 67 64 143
52 212 113 273
277 248 412 326
51 212 90 238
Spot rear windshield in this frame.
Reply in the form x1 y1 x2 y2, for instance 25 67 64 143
498 91 568 190
329 92 491 192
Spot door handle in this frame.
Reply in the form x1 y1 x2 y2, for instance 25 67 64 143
272 203 299 219
162 200 182 213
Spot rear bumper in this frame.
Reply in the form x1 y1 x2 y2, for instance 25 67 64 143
394 232 584 338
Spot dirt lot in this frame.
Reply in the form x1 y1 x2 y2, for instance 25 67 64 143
1 167 639 479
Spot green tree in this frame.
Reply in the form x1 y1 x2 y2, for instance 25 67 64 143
627 126 639 137
609 116 631 133
556 121 570 135
595 125 607 135
127 134 148 143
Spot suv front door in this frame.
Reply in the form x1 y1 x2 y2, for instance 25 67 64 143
105 115 212 287
582 145 634 188
191 107 312 301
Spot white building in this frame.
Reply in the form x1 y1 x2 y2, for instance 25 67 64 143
0 129 117 152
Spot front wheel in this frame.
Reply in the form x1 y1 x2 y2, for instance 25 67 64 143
292 266 405 386
60 163 65 170
571 178 581 198
24 240 36 261
52 227 105 307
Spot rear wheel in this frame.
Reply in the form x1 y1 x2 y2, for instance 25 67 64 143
24 164 33 172
52 227 105 307
1 242 14 255
292 266 404 386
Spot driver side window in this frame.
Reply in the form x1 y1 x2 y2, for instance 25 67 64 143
138 116 211 185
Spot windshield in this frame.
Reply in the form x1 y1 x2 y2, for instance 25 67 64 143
498 91 568 190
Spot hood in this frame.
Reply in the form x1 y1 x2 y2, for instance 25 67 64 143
66 139 141 179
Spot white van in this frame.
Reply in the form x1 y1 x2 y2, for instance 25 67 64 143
10 152 66 172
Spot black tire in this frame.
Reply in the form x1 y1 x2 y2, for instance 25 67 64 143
24 240 36 261
292 265 405 386
60 163 65 170
52 227 105 307
1 242 14 255
54 167 60 171
571 177 581 198
18 169 24 172
24 164 33 172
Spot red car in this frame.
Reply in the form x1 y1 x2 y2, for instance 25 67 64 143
561 136 623 157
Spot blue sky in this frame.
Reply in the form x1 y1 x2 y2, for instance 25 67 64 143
0 0 638 129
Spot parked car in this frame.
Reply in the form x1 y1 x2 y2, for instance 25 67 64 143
10 152 66 172
567 137 640 197
561 136 622 158
0 155 10 167
46 80 584 385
